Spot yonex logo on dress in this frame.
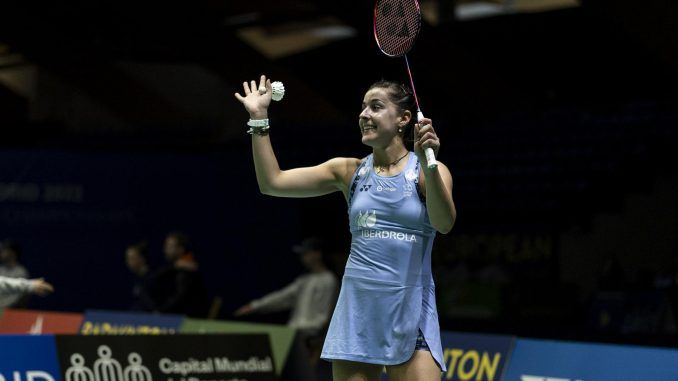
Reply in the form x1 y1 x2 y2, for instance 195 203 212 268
360 185 372 192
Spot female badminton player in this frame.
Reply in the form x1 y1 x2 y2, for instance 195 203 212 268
235 75 455 381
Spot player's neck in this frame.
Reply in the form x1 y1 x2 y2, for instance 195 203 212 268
372 144 408 167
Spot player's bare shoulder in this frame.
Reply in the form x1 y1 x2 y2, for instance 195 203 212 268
345 157 363 175
325 157 362 192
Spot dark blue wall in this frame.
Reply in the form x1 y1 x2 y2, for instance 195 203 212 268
0 148 313 314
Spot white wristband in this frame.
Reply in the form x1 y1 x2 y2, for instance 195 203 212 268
247 118 269 127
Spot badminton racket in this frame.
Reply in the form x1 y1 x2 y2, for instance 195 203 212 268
373 0 437 169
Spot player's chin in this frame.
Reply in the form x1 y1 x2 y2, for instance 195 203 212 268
360 134 379 147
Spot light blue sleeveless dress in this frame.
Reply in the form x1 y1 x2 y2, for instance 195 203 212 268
321 152 446 371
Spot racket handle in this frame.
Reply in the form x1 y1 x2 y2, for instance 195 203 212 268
425 148 437 169
417 111 438 169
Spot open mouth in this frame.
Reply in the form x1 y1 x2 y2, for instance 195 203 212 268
361 125 377 133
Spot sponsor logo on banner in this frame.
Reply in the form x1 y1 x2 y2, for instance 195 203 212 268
503 338 678 381
440 331 515 381
56 334 277 381
0 336 62 381
0 309 83 334
179 318 295 378
80 310 183 335
0 371 56 381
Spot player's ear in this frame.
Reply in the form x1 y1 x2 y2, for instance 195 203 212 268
399 110 412 126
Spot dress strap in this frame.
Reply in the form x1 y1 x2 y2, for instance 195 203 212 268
413 156 426 203
348 156 370 208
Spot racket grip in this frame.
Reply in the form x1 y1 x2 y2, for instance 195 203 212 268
425 148 437 169
417 111 438 169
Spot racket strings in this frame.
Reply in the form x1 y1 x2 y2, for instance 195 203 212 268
374 0 421 57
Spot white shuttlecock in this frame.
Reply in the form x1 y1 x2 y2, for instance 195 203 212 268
271 81 285 101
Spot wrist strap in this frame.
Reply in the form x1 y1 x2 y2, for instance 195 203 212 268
247 118 269 127
247 126 270 136
247 118 270 136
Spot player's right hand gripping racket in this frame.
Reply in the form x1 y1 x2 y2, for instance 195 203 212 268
374 0 437 169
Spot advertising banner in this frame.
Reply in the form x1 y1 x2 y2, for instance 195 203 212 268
380 331 515 381
80 310 184 335
0 335 62 381
0 309 83 334
503 338 678 381
55 334 277 381
180 319 295 376
440 331 515 381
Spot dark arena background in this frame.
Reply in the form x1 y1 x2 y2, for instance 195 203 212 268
1 0 677 380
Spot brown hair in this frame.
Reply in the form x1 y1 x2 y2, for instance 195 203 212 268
368 80 417 137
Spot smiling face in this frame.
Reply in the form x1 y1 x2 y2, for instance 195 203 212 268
359 87 411 148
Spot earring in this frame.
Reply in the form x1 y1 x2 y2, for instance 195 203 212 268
398 128 403 133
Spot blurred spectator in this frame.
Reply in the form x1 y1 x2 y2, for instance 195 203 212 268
153 231 209 317
0 240 31 307
125 241 156 312
234 237 338 336
0 275 54 298
235 237 337 373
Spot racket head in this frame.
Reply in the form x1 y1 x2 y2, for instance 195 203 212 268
373 0 422 57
